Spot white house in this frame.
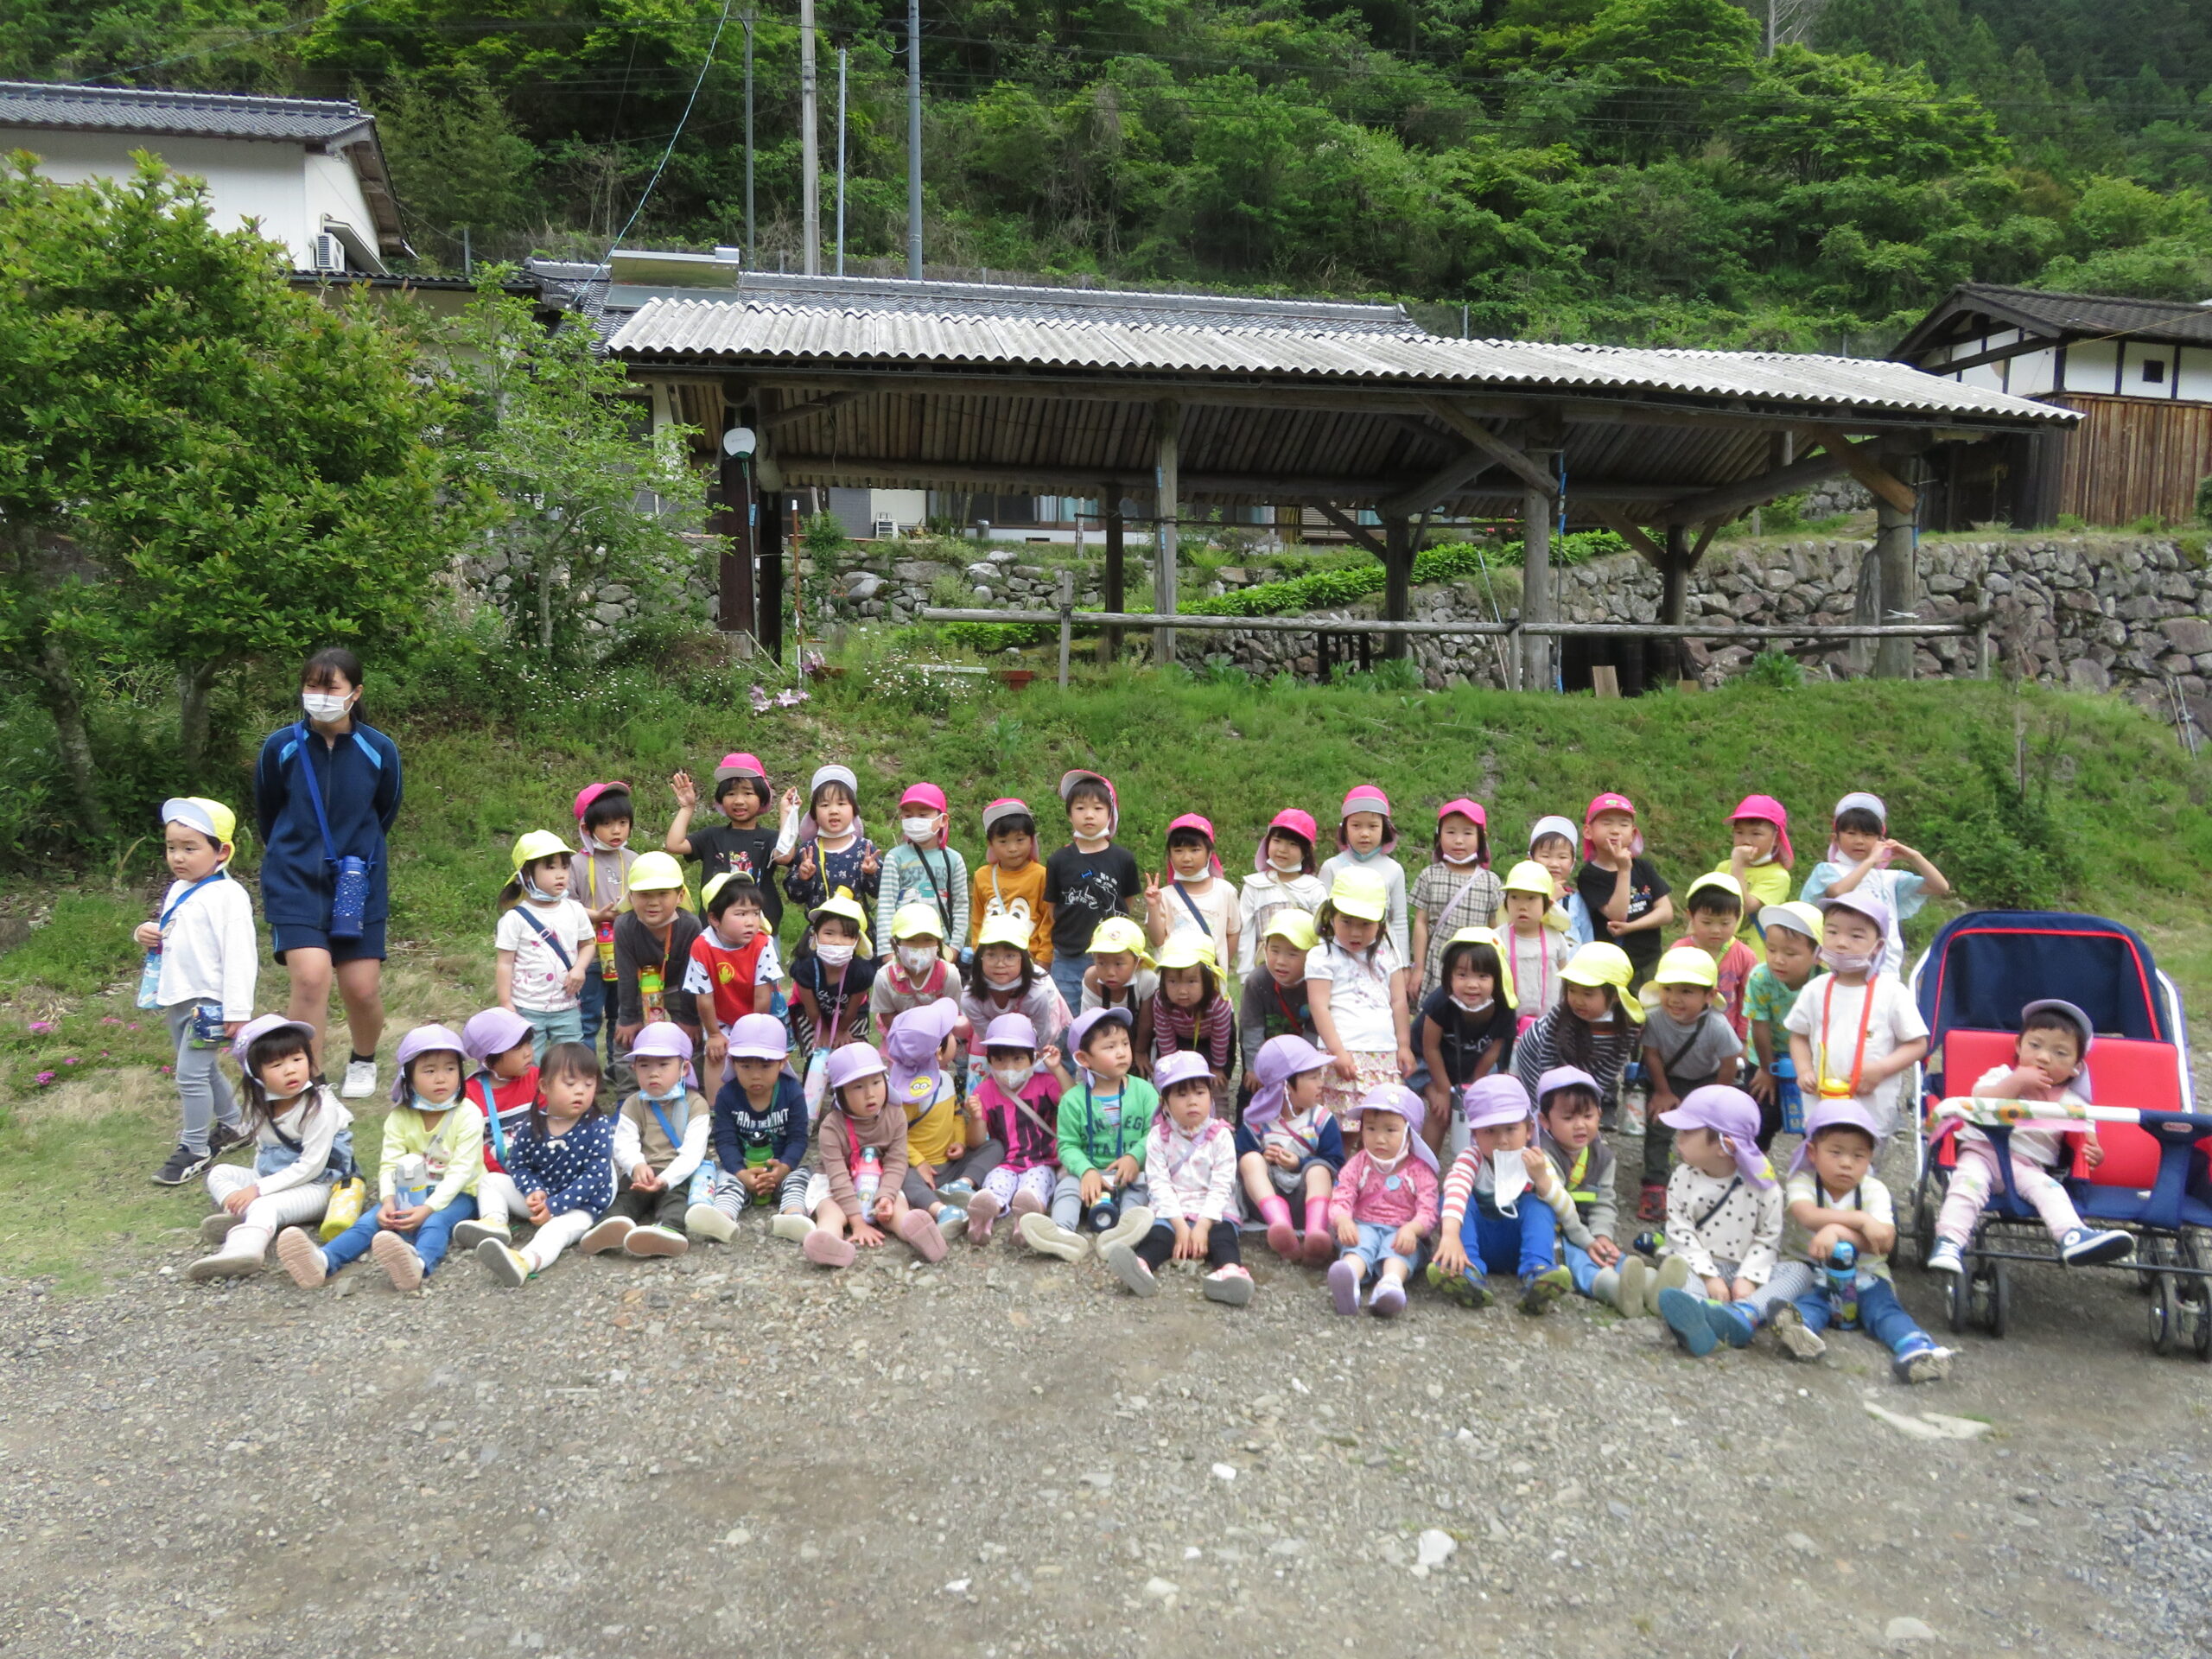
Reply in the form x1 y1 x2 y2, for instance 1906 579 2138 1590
0 79 408 274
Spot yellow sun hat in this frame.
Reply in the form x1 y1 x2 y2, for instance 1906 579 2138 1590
511 830 571 873
1086 916 1155 967
1444 925 1517 1010
975 912 1036 953
626 850 687 893
1261 909 1320 952
1559 941 1645 1024
1154 933 1221 975
1327 865 1389 923
890 903 947 943
1500 859 1554 897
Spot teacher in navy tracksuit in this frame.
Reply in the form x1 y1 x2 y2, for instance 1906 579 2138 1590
253 647 404 1102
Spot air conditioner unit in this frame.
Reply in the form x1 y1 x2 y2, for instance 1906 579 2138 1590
309 233 345 274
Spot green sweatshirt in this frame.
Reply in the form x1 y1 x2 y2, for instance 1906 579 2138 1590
1056 1076 1159 1179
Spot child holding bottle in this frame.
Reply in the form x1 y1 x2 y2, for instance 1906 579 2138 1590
1018 1007 1156 1260
703 1013 817 1242
799 1042 949 1268
582 1021 715 1258
961 1012 1068 1245
1783 893 1929 1141
189 1015 353 1281
474 1042 619 1286
452 1005 540 1250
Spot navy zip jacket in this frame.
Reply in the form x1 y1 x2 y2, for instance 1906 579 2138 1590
711 1070 810 1173
252 720 404 931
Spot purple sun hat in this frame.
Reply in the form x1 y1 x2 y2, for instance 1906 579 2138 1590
1243 1033 1329 1132
460 1007 533 1066
824 1042 888 1099
1152 1050 1215 1099
391 1023 468 1104
1352 1084 1438 1174
886 998 961 1114
1789 1096 1885 1175
1658 1084 1776 1188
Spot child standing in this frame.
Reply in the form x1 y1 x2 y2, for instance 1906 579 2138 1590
800 1042 948 1267
1533 1065 1629 1310
584 1021 715 1258
1236 1032 1341 1262
1414 927 1517 1150
1147 935 1235 1107
1414 799 1503 1000
612 851 704 1056
874 782 970 959
1673 874 1757 1037
452 1006 540 1249
970 798 1052 973
1238 911 1316 1088
1638 944 1745 1222
1497 861 1575 1033
571 782 639 1067
1237 809 1326 974
873 904 961 1029
1799 791 1952 976
495 831 598 1059
1306 867 1413 1132
1318 785 1409 963
190 1015 353 1280
704 1013 816 1243
1575 792 1673 988
1102 1050 1254 1306
1510 942 1644 1107
138 797 257 1186
1649 1086 1783 1355
1044 771 1144 1014
788 891 877 1065
474 1042 619 1286
685 874 783 1078
1783 893 1930 1141
782 764 882 921
1080 916 1158 1027
961 914 1072 1067
277 1024 484 1293
1431 1075 1573 1314
1020 1007 1157 1260
1928 998 2133 1273
1145 812 1239 970
962 1012 1066 1245
1742 901 1823 1146
666 753 785 931
1719 794 1794 954
1326 1085 1439 1318
1527 816 1593 949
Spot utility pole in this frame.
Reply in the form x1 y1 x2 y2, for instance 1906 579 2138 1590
1765 0 1776 55
742 10 755 253
836 45 847 276
799 0 820 274
906 0 924 277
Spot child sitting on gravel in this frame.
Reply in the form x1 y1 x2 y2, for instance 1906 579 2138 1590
1430 1075 1573 1315
886 998 988 1238
1532 1065 1631 1313
1235 1033 1341 1264
191 1015 353 1281
1649 1085 1783 1353
474 1042 617 1287
703 1014 815 1243
1101 1051 1252 1306
961 1013 1067 1246
1325 1085 1438 1319
582 1022 714 1259
452 1006 540 1252
1018 1007 1155 1261
799 1042 947 1268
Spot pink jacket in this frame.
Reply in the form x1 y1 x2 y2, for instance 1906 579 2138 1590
1329 1150 1438 1235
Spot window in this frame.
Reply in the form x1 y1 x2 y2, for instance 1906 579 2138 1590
2144 359 2168 385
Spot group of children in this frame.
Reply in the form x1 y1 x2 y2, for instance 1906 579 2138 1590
143 767 2134 1382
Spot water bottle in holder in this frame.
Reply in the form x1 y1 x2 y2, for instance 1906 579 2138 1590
1824 1239 1859 1329
854 1146 881 1211
136 949 164 1011
1618 1061 1649 1137
1772 1056 1804 1136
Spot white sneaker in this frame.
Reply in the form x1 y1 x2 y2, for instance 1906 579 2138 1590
1924 1239 1964 1275
340 1058 378 1100
450 1218 508 1251
186 1247 264 1282
1095 1204 1155 1254
770 1211 815 1243
685 1204 737 1244
1017 1211 1089 1262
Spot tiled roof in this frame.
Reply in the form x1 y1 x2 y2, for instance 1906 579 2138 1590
0 80 374 145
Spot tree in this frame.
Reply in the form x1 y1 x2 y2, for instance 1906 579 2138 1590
370 66 542 264
0 154 458 825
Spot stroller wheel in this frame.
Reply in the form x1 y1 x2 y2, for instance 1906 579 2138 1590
2150 1274 2180 1357
1986 1262 2011 1339
1912 1179 1938 1269
1946 1258 1973 1335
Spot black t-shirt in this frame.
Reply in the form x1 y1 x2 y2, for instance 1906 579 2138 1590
1414 988 1518 1089
1043 842 1142 959
1574 855 1672 978
687 823 783 926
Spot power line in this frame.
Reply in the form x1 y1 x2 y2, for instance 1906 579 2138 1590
604 0 737 256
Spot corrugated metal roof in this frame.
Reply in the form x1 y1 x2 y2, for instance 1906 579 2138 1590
607 291 2072 426
0 79 373 144
1897 283 2212 359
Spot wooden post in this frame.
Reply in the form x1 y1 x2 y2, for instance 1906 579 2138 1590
1520 463 1554 691
1056 569 1074 690
1975 605 1993 680
759 490 786 663
1381 513 1414 660
1100 494 1124 664
1661 522 1692 683
1153 399 1179 666
1873 453 1921 680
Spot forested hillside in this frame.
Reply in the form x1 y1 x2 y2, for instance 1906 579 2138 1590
4 0 2209 344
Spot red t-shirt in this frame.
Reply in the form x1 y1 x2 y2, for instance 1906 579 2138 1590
686 930 775 1029
471 1067 542 1173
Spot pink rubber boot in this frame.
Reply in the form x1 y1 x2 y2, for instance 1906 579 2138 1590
1259 1194 1297 1260
1302 1197 1336 1266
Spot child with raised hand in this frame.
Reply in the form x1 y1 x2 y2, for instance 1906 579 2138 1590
1318 785 1409 963
1719 794 1793 952
1080 917 1158 1030
1575 791 1673 988
1673 874 1757 1038
1431 1075 1573 1315
887 998 988 1236
496 831 598 1059
1648 1085 1782 1353
970 798 1052 972
582 1022 714 1259
612 852 704 1057
667 754 785 932
1326 1084 1439 1318
1783 893 1929 1141
874 782 969 960
1148 935 1235 1108
800 1042 947 1267
874 904 960 1029
1510 942 1644 1108
474 1042 619 1287
1043 771 1143 1014
782 764 882 920
1019 1007 1156 1260
450 1007 539 1251
789 890 876 1065
686 873 783 1079
1928 998 2133 1274
1306 866 1413 1132
963 1013 1067 1245
1533 1066 1631 1311
138 797 256 1187
1497 861 1574 1034
277 1024 483 1293
1236 1033 1341 1263
1800 791 1951 976
1742 902 1823 1147
1237 809 1326 975
1414 927 1517 1150
572 782 639 1067
1145 812 1238 969
1637 944 1745 1223
1238 912 1316 1092
962 914 1072 1076
191 1015 353 1280
703 1014 815 1243
1527 816 1593 949
1103 1051 1253 1306
1414 798 1502 999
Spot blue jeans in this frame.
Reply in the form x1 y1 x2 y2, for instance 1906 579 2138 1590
1561 1240 1599 1296
518 1005 584 1062
1795 1273 1929 1357
578 971 617 1065
322 1193 478 1278
1048 957 1089 1018
1344 1219 1420 1275
1455 1197 1557 1281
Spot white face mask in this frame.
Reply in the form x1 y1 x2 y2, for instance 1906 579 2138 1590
982 969 1022 992
1172 866 1209 884
815 940 855 968
1268 849 1303 874
990 1062 1035 1093
896 944 938 977
302 690 353 722
1450 994 1491 1015
1441 849 1480 867
900 816 938 844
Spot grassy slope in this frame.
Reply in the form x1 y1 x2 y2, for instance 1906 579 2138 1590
4 671 2209 1287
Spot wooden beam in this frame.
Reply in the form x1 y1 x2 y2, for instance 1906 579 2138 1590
1908 332 2059 378
755 388 868 430
1689 521 1719 564
1660 449 1853 525
1416 399 1557 497
1314 504 1387 557
1379 452 1496 518
1588 504 1665 568
1798 425 1919 516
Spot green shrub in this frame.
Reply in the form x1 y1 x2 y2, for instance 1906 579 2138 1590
1743 650 1805 689
2196 475 2212 527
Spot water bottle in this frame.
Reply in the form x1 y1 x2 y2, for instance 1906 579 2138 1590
1773 1057 1804 1136
596 922 618 982
1824 1239 1859 1329
638 966 666 1022
688 1160 719 1208
391 1154 430 1212
1619 1062 1649 1137
136 949 163 1010
854 1145 881 1209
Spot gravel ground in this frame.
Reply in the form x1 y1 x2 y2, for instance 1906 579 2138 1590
3 1136 2210 1659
